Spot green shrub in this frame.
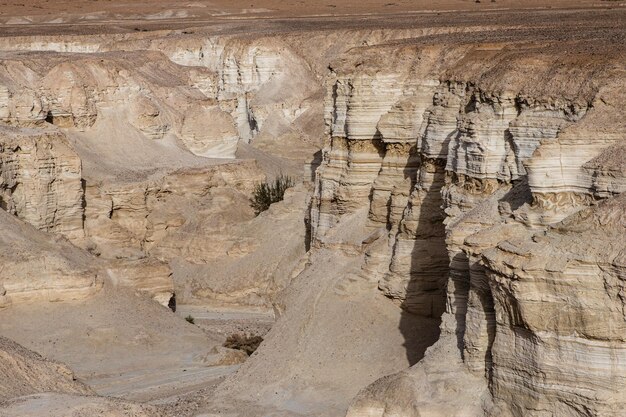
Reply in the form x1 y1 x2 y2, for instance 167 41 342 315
250 174 295 215
185 315 195 324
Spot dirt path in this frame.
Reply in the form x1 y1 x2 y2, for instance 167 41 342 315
176 305 276 344
90 364 239 402
176 305 275 321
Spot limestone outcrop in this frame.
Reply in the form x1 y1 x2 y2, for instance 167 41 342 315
0 126 83 239
81 161 263 257
0 50 238 157
0 207 101 309
482 193 626 416
0 38 309 308
308 39 626 417
0 27 451 313
0 200 177 308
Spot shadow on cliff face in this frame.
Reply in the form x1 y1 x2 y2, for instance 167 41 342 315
399 310 442 365
398 157 448 365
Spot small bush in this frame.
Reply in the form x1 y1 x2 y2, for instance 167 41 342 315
223 333 263 356
185 315 195 324
250 174 295 215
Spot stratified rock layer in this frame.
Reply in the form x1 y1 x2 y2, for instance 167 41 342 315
482 194 626 416
0 126 83 238
0 208 101 309
309 39 626 417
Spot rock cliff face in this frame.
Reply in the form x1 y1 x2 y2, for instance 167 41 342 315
0 31 362 161
0 207 101 309
482 193 626 416
0 50 239 156
81 161 263 258
0 197 179 308
0 126 83 238
309 40 626 416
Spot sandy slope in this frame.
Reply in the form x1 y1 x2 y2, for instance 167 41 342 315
191 209 441 416
0 285 233 402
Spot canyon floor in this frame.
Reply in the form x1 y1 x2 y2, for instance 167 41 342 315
0 1 625 417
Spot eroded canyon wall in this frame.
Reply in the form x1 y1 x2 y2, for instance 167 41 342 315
0 14 625 416
0 27 442 309
309 41 626 416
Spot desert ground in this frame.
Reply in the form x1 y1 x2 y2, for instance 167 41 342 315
0 0 624 416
